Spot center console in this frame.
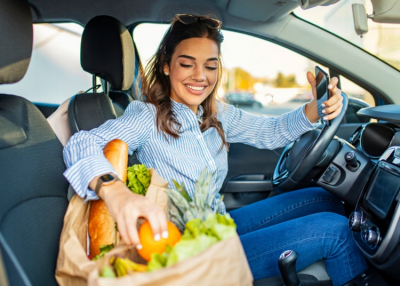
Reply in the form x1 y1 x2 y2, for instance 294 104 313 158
350 146 400 268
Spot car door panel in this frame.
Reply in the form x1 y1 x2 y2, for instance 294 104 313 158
221 143 283 210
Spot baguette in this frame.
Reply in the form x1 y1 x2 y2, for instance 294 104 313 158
88 139 128 256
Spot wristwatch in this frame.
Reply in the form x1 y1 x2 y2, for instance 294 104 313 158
94 173 119 196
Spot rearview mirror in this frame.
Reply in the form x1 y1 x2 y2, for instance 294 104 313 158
352 0 400 38
352 4 368 37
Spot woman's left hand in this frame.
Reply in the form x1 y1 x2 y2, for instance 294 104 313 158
304 71 343 123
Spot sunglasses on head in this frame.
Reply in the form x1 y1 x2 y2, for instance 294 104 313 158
171 14 222 30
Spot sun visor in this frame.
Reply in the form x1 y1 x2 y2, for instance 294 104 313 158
0 0 33 84
227 0 298 22
371 0 400 24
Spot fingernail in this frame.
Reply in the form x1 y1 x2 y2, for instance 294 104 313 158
323 116 328 120
136 244 142 250
321 103 326 107
328 84 333 89
322 109 326 114
154 234 161 241
162 231 169 239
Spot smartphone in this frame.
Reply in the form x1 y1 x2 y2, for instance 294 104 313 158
315 66 331 125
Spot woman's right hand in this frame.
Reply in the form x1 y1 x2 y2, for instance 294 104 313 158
95 179 169 249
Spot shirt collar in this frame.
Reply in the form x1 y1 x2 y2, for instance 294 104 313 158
171 99 204 122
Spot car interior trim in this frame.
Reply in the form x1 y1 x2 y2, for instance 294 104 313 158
360 123 395 158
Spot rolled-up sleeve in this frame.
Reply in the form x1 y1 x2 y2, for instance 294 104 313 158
221 103 316 150
63 101 154 200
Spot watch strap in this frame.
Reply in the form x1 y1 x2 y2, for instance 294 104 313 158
94 178 103 197
94 174 119 197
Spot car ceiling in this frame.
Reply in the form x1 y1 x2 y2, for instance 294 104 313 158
29 0 299 29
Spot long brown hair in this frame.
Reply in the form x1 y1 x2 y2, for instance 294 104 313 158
141 15 228 150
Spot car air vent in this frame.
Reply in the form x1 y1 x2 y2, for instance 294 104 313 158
349 126 363 145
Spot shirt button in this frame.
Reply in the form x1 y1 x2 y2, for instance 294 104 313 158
208 160 213 165
197 134 202 139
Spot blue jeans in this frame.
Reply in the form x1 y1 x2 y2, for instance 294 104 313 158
229 187 368 286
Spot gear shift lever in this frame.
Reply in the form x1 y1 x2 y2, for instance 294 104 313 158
278 250 301 286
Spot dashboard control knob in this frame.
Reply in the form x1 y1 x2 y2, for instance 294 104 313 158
366 229 380 246
361 223 381 247
349 211 363 232
345 151 359 171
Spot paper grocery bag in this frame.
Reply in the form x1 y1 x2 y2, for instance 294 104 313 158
87 235 253 286
56 195 96 286
145 168 169 214
56 168 170 286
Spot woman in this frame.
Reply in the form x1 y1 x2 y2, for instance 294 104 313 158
63 14 367 285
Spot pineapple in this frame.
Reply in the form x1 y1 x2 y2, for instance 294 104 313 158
168 168 224 232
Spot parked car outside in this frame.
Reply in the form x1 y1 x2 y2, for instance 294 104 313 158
227 92 262 108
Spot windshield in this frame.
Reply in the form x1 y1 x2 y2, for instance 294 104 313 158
294 0 400 71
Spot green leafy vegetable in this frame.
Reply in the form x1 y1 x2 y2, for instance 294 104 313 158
100 265 116 278
147 213 236 271
92 244 114 261
126 164 151 195
166 234 217 267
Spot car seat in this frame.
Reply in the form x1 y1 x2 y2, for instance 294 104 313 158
67 15 140 168
0 0 69 285
67 15 135 135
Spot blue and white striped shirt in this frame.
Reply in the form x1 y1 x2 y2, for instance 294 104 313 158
63 100 316 213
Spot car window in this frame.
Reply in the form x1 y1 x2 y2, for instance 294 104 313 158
0 23 93 104
133 24 327 117
340 76 375 107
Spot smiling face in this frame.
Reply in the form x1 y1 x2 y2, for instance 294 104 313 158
163 37 219 114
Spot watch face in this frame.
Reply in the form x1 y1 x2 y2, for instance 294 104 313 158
100 174 115 183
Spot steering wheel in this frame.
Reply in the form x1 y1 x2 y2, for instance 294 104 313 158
272 93 348 192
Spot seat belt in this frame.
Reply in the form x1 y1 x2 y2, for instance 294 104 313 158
0 233 32 286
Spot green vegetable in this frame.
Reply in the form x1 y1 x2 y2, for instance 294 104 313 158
147 252 168 272
126 164 151 195
100 265 116 278
147 213 237 271
166 234 217 267
92 244 114 261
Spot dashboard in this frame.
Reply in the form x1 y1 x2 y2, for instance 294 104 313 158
311 104 400 282
349 122 400 160
344 105 400 280
349 105 400 159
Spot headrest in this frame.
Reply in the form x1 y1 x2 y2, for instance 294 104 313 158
81 15 135 91
0 0 33 84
